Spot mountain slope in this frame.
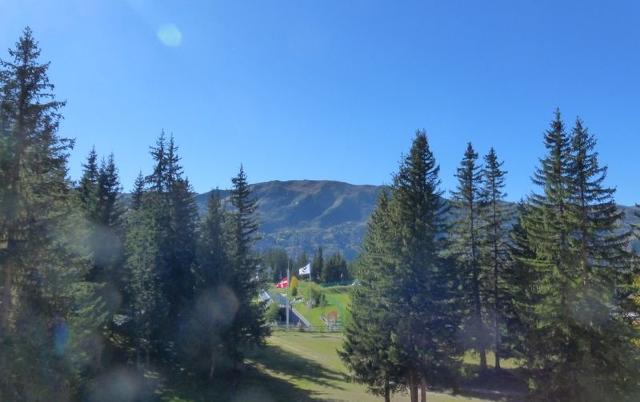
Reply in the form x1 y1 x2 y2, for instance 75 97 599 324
196 180 383 259
196 180 637 259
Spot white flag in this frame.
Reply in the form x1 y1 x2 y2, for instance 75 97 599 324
299 262 311 276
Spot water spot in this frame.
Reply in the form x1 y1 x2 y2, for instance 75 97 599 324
156 23 182 47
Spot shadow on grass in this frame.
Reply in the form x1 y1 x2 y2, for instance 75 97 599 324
451 364 529 402
161 364 320 402
159 342 346 402
248 343 346 391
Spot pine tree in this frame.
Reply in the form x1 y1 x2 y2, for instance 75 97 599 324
124 205 165 366
450 142 488 370
323 252 349 284
125 133 198 361
504 202 540 364
518 111 640 401
563 118 639 401
182 190 230 378
262 248 290 283
131 171 145 210
78 147 99 218
340 191 403 402
225 165 270 365
518 110 575 399
311 246 324 283
387 131 461 402
479 147 512 369
0 27 106 399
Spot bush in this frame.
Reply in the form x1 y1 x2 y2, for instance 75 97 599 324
266 302 281 323
304 283 327 308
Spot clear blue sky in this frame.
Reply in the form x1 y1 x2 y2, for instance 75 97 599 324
1 0 639 204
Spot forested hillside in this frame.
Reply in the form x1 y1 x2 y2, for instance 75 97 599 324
193 181 639 258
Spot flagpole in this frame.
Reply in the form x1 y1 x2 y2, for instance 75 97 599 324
286 260 290 331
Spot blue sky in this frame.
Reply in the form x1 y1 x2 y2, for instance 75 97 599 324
1 0 639 204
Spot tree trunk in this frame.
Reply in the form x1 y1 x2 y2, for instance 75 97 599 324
420 376 427 402
409 370 419 402
494 310 501 370
209 350 216 380
492 212 501 371
0 255 12 331
384 378 390 402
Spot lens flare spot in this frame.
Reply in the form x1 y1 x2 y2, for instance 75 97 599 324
157 23 182 47
53 319 70 356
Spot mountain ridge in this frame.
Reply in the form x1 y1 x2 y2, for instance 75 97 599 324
194 179 639 259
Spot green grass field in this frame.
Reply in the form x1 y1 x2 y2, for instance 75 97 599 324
291 282 351 328
160 282 524 401
161 330 500 402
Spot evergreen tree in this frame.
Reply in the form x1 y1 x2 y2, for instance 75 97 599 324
225 165 270 365
479 147 512 369
518 111 640 401
387 131 461 402
124 205 165 366
564 118 639 400
0 27 106 400
311 246 324 283
450 142 488 370
341 191 403 402
78 147 99 218
182 190 230 378
504 202 540 364
131 171 145 211
125 133 198 360
322 252 349 284
262 248 290 283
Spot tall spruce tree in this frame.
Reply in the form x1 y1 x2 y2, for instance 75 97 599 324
182 190 231 378
0 27 106 400
341 191 403 402
322 252 349 284
225 165 269 365
78 147 99 218
311 246 324 283
518 110 575 399
564 118 639 401
450 142 488 370
518 111 640 401
479 147 511 369
131 171 145 211
387 131 461 402
125 132 198 361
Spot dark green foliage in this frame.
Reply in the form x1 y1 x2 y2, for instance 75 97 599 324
322 252 349 284
341 191 403 402
387 131 461 401
124 132 199 361
224 166 270 363
450 142 488 370
0 27 107 400
343 131 462 402
79 147 99 216
515 111 640 401
261 247 290 283
181 190 233 377
131 171 145 211
479 147 512 369
311 246 324 283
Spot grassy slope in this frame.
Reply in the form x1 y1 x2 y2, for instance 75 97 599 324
161 283 522 401
161 331 490 402
292 283 351 328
